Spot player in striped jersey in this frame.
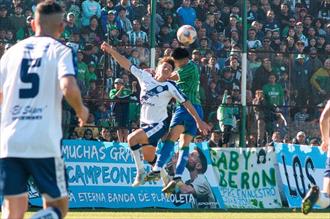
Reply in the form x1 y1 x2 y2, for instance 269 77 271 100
100 42 209 187
0 2 89 219
145 47 210 194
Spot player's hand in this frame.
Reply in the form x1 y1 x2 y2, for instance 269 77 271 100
100 42 111 53
197 121 211 136
76 106 89 127
320 140 329 152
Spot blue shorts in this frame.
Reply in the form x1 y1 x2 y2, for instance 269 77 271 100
325 157 330 178
141 120 169 146
0 157 68 199
170 104 204 136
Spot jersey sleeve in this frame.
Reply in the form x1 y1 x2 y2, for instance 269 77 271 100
130 65 152 81
168 81 187 103
57 47 77 79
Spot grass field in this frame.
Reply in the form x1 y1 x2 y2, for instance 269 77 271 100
24 209 330 219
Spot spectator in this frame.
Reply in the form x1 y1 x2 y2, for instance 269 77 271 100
292 131 308 145
114 0 134 20
216 66 239 95
128 19 148 45
292 54 313 106
310 58 330 103
116 6 132 33
176 0 196 26
252 57 273 93
253 90 267 147
82 128 97 141
109 78 131 142
81 0 101 27
294 107 310 128
262 74 284 107
217 90 239 147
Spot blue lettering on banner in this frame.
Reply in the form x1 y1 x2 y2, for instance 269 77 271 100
28 140 225 209
275 143 327 208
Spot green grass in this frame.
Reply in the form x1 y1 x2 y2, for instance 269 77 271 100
24 209 330 219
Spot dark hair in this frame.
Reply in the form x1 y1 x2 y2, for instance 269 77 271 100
159 57 175 71
172 47 190 60
36 1 63 15
196 147 208 174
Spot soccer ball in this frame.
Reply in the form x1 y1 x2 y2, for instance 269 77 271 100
177 25 197 45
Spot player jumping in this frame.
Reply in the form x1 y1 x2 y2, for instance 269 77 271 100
145 47 210 193
302 100 330 214
100 42 209 187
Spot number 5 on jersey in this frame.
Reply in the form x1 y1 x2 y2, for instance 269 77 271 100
19 58 41 99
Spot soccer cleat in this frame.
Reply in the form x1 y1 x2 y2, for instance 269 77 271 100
302 185 320 215
132 172 146 187
144 171 161 182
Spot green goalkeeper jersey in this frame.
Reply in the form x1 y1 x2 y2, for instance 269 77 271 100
176 61 201 105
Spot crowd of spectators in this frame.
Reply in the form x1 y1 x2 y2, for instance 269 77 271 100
1 0 330 146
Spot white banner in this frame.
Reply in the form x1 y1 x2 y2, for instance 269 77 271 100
211 147 282 208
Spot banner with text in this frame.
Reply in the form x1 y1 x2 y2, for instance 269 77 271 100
28 140 224 209
210 147 282 208
274 143 327 208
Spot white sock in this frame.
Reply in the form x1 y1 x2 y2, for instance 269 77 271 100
316 192 330 209
30 207 61 219
152 165 161 172
132 149 144 173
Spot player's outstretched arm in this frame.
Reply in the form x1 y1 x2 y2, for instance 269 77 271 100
60 76 89 127
100 42 132 72
182 101 211 135
320 100 330 152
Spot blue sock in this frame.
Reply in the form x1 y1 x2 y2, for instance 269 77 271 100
174 146 189 179
154 140 175 171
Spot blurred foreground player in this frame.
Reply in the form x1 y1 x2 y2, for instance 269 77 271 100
302 100 330 214
0 2 89 219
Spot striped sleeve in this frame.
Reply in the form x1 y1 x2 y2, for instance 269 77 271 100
57 47 76 79
168 81 187 103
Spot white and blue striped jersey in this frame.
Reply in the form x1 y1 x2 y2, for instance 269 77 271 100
130 65 186 124
0 36 77 158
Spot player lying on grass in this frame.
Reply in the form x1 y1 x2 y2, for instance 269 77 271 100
302 99 330 214
145 47 210 194
100 42 209 187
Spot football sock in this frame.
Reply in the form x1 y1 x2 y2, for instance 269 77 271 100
30 207 61 219
148 155 157 166
174 146 190 179
130 144 144 173
153 140 175 172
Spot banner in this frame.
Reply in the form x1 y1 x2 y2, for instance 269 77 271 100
274 143 327 208
28 140 224 209
210 147 282 208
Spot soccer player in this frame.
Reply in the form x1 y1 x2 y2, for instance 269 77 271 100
302 100 330 214
0 2 89 219
100 42 209 187
145 47 209 193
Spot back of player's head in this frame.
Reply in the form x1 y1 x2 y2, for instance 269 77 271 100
159 57 175 71
196 147 208 174
36 1 63 16
172 47 190 60
33 1 65 37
